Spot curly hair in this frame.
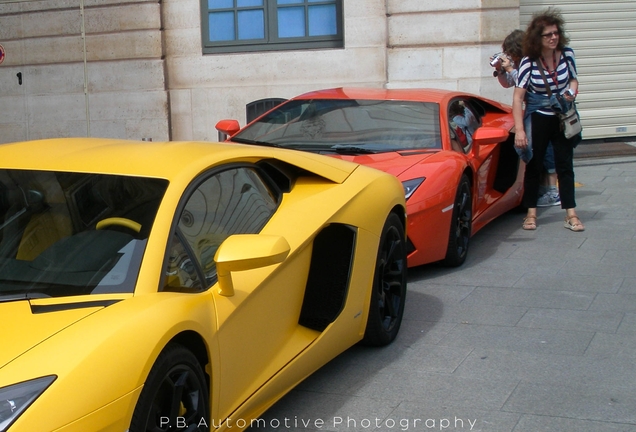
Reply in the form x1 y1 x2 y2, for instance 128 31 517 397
523 8 570 59
502 29 524 64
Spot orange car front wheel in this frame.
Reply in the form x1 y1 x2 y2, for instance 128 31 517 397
443 174 472 267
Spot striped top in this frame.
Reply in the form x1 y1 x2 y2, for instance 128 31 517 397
516 47 578 116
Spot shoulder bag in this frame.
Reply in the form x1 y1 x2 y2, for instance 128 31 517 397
536 60 582 140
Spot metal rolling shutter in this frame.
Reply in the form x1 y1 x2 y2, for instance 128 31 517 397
520 1 636 140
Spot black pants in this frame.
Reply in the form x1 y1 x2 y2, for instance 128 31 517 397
522 112 576 209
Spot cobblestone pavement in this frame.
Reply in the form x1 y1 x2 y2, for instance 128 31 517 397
252 155 636 432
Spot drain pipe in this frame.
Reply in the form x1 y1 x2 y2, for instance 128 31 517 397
80 0 90 136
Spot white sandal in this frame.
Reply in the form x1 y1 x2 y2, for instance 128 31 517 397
523 216 537 230
564 215 585 232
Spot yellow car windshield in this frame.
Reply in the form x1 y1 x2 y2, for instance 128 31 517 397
0 170 167 298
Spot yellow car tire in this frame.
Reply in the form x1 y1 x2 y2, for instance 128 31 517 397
361 212 407 346
130 343 210 431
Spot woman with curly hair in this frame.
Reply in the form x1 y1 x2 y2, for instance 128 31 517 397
494 29 560 208
513 8 583 231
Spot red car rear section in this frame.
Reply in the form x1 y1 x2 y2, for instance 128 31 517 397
217 87 523 268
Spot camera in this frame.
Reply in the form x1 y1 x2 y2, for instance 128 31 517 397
489 52 506 67
490 52 511 77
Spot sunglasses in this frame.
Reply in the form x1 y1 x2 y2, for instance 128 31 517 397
541 31 559 38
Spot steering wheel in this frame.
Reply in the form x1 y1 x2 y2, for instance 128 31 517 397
96 217 142 234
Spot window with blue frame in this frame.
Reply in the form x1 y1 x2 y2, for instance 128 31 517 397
201 0 343 53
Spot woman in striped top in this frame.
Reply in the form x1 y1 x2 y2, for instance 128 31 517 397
512 8 584 232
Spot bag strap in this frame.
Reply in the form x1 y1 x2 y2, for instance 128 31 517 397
536 60 568 120
536 60 554 98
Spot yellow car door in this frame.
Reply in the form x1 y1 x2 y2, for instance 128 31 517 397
165 164 321 421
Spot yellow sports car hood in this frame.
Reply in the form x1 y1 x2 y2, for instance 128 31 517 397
0 138 358 186
0 299 104 369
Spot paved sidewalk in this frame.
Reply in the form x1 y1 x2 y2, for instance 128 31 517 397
253 155 636 432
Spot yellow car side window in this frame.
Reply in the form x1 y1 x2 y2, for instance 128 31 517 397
165 167 277 291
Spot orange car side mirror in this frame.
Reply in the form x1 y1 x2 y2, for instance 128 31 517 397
215 119 241 137
471 127 509 158
472 127 509 146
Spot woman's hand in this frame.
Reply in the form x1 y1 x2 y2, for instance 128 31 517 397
500 55 514 72
565 79 579 103
515 130 528 149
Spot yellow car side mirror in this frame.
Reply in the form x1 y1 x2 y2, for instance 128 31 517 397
214 234 290 296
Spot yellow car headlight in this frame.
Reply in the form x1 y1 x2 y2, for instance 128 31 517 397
0 376 56 431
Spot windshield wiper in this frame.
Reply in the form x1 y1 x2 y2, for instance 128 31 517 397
0 292 50 303
331 144 392 155
282 144 335 153
230 137 283 148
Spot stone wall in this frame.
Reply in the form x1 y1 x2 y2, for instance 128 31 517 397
386 0 520 101
0 0 168 143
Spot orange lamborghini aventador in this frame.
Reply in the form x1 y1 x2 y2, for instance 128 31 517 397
216 87 523 268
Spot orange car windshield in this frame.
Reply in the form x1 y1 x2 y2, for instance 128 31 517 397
0 170 167 299
234 99 442 153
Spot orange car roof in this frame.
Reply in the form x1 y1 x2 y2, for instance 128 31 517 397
290 87 511 114
292 87 459 104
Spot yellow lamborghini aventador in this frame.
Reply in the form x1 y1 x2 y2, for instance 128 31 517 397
0 138 407 432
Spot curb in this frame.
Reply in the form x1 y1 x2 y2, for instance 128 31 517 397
574 139 636 160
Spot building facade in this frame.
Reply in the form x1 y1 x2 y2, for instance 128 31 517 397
0 0 634 144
